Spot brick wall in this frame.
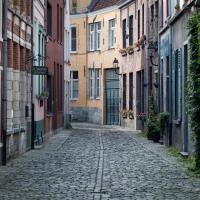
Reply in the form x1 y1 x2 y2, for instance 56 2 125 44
13 43 20 70
8 40 13 68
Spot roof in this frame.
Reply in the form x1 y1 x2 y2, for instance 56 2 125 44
90 0 123 11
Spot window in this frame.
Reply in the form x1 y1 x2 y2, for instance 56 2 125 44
89 22 101 51
60 7 63 43
89 69 101 99
129 16 133 46
122 19 126 48
129 72 133 110
47 75 53 113
57 4 59 41
89 69 95 98
109 19 115 48
0 0 2 40
138 10 140 40
47 2 52 36
71 26 77 52
166 0 169 17
123 74 127 109
70 71 79 99
95 69 101 98
96 22 101 50
142 4 144 35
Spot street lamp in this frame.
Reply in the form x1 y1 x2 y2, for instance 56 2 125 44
113 58 121 76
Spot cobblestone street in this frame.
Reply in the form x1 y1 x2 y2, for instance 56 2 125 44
0 123 200 200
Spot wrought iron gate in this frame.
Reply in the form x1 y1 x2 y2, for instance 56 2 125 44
105 69 120 125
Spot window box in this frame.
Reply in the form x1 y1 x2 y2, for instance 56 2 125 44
119 48 127 56
127 46 134 55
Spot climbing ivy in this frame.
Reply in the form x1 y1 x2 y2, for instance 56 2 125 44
187 10 200 169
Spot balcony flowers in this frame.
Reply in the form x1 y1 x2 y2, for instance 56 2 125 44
128 109 134 120
127 46 134 55
137 112 146 123
119 48 127 56
36 90 49 100
121 109 128 119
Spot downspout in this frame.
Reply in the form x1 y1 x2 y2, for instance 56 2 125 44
31 0 34 149
157 0 161 113
2 0 8 165
146 0 150 116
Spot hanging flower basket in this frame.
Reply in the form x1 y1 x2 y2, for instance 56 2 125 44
128 110 134 120
36 90 49 100
127 46 134 55
121 110 128 119
119 48 127 56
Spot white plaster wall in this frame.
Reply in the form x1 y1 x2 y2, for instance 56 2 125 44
33 0 45 121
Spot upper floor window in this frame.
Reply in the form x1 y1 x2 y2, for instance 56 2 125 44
47 2 52 37
70 26 77 52
122 19 126 48
138 10 140 40
142 4 144 35
89 22 101 51
129 15 133 46
109 19 115 48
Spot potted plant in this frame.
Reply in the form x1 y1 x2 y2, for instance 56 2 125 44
175 3 180 13
159 112 170 144
121 110 128 119
128 110 134 120
119 48 127 56
146 96 160 142
134 42 140 51
36 90 49 100
146 119 160 142
127 46 134 55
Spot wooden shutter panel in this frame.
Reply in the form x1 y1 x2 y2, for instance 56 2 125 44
178 48 182 121
172 51 175 119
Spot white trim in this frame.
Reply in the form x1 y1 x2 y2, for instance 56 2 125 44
70 25 77 53
0 143 3 148
0 66 3 71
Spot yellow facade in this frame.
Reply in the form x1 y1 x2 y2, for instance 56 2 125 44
70 5 121 125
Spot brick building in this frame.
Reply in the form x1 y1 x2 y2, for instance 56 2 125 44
5 0 32 160
45 0 64 137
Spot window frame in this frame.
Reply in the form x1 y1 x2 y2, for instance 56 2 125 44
95 22 101 50
129 15 133 46
89 23 95 51
122 19 126 48
70 71 79 100
0 0 2 40
109 19 115 49
95 69 101 98
70 25 77 53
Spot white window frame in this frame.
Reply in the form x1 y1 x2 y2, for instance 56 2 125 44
95 69 101 98
70 25 77 53
89 24 95 51
89 69 95 98
109 19 115 49
95 22 101 50
70 71 79 100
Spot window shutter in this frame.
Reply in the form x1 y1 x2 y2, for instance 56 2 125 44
172 52 175 119
178 48 182 120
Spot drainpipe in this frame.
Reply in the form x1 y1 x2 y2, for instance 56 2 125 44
157 0 161 113
31 0 34 149
2 0 8 165
146 0 150 116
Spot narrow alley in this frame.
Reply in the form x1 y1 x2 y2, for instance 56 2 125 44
0 124 200 200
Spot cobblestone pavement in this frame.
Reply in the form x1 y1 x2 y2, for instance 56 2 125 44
0 123 200 200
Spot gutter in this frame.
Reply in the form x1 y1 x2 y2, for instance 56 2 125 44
2 0 8 165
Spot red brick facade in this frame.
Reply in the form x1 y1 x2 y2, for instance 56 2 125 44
45 0 64 135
